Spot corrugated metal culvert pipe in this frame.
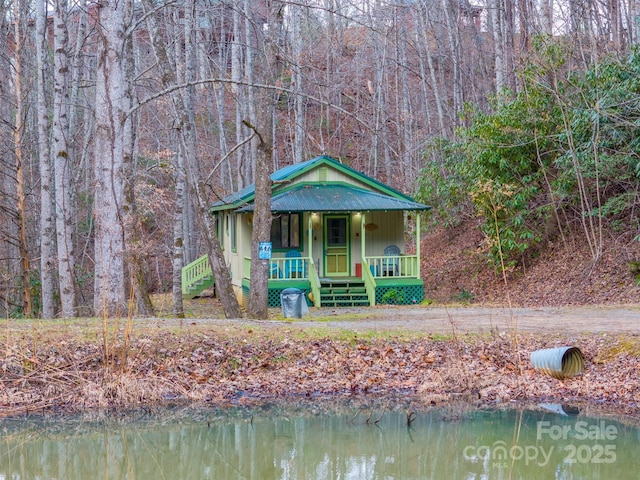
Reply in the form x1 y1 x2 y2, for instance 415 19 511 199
530 346 585 379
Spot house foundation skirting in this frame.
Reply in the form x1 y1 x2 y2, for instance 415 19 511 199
242 279 312 308
241 277 424 307
374 278 425 305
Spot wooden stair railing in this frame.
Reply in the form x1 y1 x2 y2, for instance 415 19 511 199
181 254 215 299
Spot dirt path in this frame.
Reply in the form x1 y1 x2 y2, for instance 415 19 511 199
298 305 640 334
149 304 640 335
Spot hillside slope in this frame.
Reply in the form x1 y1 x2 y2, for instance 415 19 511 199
420 220 640 306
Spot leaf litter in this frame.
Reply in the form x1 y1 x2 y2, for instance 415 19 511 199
1 321 638 419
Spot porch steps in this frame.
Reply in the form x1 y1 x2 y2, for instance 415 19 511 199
181 254 215 299
182 275 215 299
319 279 370 307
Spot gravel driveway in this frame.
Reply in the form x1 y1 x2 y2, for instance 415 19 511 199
298 305 640 334
157 304 640 335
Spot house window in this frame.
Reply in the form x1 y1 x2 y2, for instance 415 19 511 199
271 213 300 250
231 213 237 252
224 214 229 248
215 213 224 248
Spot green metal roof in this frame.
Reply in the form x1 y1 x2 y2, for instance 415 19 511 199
235 184 430 212
211 155 421 212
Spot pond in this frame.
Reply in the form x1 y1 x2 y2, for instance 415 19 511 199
1 401 638 479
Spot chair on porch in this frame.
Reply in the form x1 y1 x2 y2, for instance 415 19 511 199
382 244 400 276
285 250 306 278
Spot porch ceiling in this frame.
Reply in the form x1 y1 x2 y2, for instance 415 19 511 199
235 184 431 213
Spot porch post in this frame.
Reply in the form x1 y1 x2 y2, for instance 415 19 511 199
308 213 313 260
361 212 366 263
416 211 421 278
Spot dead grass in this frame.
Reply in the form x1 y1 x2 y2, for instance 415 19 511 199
1 306 640 418
593 336 640 364
80 373 201 409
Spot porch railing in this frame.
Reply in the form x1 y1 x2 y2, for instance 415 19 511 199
244 255 318 306
361 259 376 306
243 257 310 280
307 261 321 307
364 254 419 279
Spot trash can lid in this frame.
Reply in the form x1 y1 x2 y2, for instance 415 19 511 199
281 288 303 294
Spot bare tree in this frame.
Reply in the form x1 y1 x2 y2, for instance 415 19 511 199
488 0 507 93
628 0 640 44
395 4 417 188
291 3 306 163
441 0 463 123
540 0 554 34
243 0 258 186
11 0 33 316
141 0 242 319
172 147 186 318
123 0 154 317
36 0 56 319
416 0 447 135
366 5 392 181
246 0 279 319
232 4 248 190
52 0 78 317
93 0 129 317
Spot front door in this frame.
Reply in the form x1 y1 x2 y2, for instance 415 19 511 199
324 215 350 277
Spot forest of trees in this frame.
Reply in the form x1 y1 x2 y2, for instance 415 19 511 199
1 0 639 319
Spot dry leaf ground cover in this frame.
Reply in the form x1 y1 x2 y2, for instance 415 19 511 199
1 305 639 419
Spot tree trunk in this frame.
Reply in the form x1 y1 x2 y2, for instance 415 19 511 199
93 0 127 317
503 0 517 93
417 0 446 135
292 4 305 164
68 0 87 147
541 0 554 34
628 0 639 45
244 0 257 187
518 0 531 52
246 1 279 320
232 5 246 190
441 0 463 124
122 0 154 317
12 0 33 317
172 147 186 318
489 0 506 93
397 9 414 188
36 0 56 319
52 0 78 318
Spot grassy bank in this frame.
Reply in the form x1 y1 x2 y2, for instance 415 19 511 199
1 315 639 419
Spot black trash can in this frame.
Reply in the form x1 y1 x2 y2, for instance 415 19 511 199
280 288 308 319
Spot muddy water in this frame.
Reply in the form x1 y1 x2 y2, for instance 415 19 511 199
0 404 638 479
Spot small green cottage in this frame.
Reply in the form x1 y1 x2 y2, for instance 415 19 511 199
182 155 430 307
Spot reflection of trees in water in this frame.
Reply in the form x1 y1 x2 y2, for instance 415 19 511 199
0 405 638 479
